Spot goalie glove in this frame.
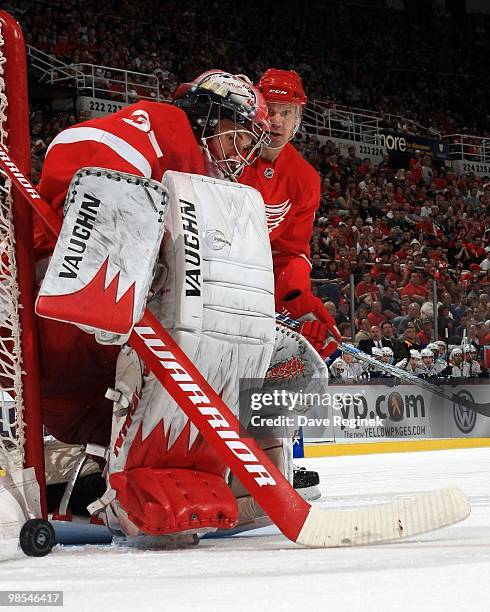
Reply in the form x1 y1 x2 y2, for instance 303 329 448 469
277 288 332 323
299 318 341 360
278 289 341 359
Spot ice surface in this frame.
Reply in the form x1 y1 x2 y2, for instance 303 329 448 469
1 447 489 612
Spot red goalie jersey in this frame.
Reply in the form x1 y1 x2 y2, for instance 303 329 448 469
35 101 205 259
239 142 325 321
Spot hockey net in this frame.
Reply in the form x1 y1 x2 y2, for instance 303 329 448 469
0 10 45 510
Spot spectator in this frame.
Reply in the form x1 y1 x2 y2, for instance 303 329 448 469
355 270 380 305
323 259 340 281
358 325 383 355
409 151 422 183
420 299 437 321
395 323 421 362
338 322 353 342
440 291 460 321
447 238 473 267
421 155 433 186
467 323 482 350
380 321 396 351
482 320 490 345
417 319 434 347
385 260 403 286
354 318 371 345
335 298 350 327
400 272 429 303
355 304 370 329
480 249 490 272
381 285 401 319
310 253 325 281
367 301 386 327
394 302 422 334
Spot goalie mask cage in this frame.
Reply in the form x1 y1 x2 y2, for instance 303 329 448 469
0 10 45 512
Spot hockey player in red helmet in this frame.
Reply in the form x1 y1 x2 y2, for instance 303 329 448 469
238 70 340 507
238 70 339 505
239 69 341 358
255 68 306 148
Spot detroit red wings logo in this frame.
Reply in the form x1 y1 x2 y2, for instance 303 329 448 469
265 200 292 232
265 355 306 381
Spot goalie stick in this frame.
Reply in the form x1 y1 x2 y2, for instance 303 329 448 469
276 312 490 417
0 146 470 547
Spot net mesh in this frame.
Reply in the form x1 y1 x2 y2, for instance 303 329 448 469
0 18 26 473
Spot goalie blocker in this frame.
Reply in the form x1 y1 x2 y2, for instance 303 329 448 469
36 168 168 343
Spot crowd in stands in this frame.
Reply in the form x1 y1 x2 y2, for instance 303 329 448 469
10 0 489 379
12 0 490 136
303 137 490 379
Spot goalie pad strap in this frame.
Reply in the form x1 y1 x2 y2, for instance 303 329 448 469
87 487 116 516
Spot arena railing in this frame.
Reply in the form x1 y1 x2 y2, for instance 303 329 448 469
26 44 85 86
26 45 161 103
444 134 490 165
304 100 436 142
66 63 162 103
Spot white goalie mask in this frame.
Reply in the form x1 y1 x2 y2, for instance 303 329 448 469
173 70 270 180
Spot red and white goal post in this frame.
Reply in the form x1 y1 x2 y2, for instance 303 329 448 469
0 10 46 514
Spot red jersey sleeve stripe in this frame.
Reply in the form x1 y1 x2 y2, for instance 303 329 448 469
47 127 152 177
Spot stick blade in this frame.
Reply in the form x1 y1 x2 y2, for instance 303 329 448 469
295 487 470 547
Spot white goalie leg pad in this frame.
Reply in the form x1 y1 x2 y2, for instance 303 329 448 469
157 171 276 361
110 172 276 474
100 173 276 535
107 345 145 469
88 345 144 530
36 167 168 341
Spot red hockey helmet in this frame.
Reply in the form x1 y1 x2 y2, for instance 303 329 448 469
256 69 307 106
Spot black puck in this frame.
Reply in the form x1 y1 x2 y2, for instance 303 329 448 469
19 519 55 557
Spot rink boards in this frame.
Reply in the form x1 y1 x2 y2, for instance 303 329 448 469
296 382 490 457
